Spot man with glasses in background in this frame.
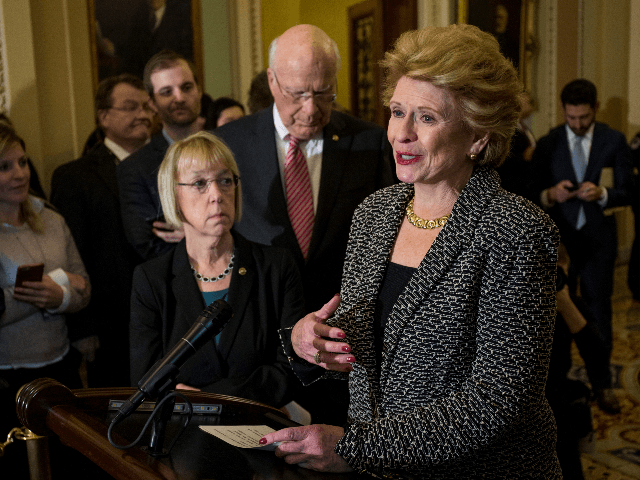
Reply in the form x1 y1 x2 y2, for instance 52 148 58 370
215 24 393 426
50 73 153 388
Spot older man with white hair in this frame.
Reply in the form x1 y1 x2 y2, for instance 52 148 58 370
215 24 392 425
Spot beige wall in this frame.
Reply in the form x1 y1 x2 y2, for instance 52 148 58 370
2 0 94 196
260 0 364 111
201 0 232 99
582 1 630 135
628 0 640 134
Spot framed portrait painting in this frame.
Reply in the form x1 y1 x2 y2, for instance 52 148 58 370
456 0 535 91
87 0 203 90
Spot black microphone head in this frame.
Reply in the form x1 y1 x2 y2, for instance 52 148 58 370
201 299 234 322
186 299 234 350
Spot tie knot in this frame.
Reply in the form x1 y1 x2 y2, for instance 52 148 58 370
289 136 301 148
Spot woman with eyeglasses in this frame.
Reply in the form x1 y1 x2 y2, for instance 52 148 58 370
129 131 305 409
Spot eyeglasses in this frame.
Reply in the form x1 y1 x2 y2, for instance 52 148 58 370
177 174 240 194
109 103 154 114
272 72 337 104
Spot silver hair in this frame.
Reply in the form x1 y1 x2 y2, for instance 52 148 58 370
268 34 342 73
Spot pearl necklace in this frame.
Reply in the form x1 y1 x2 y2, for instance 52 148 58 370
405 196 450 229
191 255 235 282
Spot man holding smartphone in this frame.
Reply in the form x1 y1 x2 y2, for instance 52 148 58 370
532 79 633 413
117 50 205 262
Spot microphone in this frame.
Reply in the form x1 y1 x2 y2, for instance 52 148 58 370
112 299 233 424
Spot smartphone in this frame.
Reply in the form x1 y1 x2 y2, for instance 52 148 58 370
15 263 44 288
566 182 580 192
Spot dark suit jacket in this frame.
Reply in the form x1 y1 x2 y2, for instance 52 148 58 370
117 133 170 262
50 143 137 343
129 232 305 408
315 168 561 477
215 107 393 312
531 122 633 232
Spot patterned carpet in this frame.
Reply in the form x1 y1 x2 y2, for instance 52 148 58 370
568 265 640 479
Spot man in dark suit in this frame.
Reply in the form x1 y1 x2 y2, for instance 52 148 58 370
215 24 393 424
626 131 640 301
117 50 204 261
532 78 633 413
50 73 152 387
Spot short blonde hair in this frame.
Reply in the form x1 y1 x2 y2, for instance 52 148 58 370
157 131 242 228
0 125 43 233
381 24 523 168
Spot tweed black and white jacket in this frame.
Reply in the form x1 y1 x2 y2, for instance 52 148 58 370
326 167 562 479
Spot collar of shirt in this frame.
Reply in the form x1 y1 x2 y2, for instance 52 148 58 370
272 105 323 212
162 128 175 146
565 122 595 158
104 137 132 163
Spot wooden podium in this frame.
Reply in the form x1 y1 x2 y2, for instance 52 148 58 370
16 378 367 479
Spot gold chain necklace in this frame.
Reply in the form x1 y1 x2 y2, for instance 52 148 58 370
405 196 450 229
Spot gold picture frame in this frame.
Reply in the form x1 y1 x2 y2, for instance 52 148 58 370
457 0 535 92
87 0 203 92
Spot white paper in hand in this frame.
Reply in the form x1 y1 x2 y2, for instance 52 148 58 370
199 425 282 451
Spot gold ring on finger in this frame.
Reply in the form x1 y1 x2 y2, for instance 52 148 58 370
314 351 321 364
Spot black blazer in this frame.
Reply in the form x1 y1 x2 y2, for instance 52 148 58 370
117 133 171 262
532 122 633 231
215 107 393 312
50 143 137 343
129 232 305 408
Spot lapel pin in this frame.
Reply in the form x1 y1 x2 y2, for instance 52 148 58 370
238 267 247 275
332 135 339 142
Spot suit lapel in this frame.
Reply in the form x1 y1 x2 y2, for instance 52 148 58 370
91 144 119 199
379 168 500 389
558 128 579 184
171 242 225 377
256 110 292 235
216 234 255 360
309 114 349 257
346 184 410 401
585 123 605 181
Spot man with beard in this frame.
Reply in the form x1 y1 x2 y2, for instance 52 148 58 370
50 73 152 386
118 50 204 261
532 79 633 413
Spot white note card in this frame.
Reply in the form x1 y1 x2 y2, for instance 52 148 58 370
200 425 278 450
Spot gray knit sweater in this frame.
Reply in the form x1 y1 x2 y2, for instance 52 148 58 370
0 197 89 368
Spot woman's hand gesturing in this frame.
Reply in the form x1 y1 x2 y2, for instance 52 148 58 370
291 294 355 372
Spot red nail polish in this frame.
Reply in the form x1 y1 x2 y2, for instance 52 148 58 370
337 332 346 338
259 438 267 445
342 345 350 353
347 356 355 363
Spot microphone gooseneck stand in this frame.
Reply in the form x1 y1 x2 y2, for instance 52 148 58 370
107 299 233 456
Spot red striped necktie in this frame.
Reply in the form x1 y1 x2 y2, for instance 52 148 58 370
285 136 314 259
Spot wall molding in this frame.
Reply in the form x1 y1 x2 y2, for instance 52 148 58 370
229 0 263 106
542 0 557 134
0 3 9 114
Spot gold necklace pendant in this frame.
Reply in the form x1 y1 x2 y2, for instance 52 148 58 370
406 196 450 229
